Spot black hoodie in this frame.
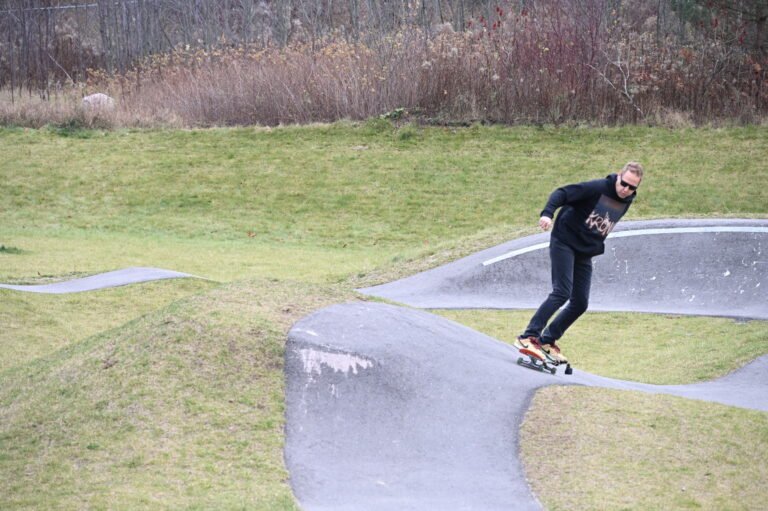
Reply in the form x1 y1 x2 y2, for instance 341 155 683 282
540 173 636 257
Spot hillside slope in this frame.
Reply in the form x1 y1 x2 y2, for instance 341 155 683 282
0 279 352 510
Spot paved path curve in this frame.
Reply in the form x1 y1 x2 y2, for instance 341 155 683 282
285 302 768 511
359 219 768 320
289 219 768 510
0 267 197 294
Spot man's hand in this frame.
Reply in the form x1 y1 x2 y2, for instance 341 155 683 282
539 216 553 231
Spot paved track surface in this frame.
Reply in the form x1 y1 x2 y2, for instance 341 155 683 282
359 219 768 320
0 267 196 294
285 302 768 511
289 219 768 510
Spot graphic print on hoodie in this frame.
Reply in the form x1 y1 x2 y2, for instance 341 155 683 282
585 194 628 238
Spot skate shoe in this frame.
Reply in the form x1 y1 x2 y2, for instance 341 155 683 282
514 336 549 359
514 335 539 350
540 341 568 364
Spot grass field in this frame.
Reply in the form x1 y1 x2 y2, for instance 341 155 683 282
1 123 767 509
434 310 768 384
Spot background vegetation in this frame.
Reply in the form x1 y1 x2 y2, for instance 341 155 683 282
2 0 767 126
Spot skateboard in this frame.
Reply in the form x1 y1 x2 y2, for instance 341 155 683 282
517 347 573 376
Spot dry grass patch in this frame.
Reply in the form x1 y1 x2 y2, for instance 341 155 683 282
521 386 768 511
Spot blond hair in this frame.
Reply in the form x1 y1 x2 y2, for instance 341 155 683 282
622 161 644 179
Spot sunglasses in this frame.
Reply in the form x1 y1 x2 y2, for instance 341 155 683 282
619 178 638 191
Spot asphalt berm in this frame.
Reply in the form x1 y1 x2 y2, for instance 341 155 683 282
286 218 767 510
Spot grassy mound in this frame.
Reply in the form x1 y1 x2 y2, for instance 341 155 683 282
0 278 218 374
0 279 354 510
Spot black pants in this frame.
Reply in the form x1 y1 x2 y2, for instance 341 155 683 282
522 237 593 344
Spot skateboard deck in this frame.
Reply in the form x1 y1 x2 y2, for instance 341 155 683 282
516 347 573 375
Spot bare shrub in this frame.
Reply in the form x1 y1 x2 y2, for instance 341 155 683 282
101 5 765 127
2 1 766 128
0 92 84 128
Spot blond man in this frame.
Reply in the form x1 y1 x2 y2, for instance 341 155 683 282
515 162 644 363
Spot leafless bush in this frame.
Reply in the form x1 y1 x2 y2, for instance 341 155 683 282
106 6 764 127
2 0 766 127
0 91 114 128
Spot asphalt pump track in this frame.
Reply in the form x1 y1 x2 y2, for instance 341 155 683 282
285 301 767 511
0 267 196 293
287 218 768 510
360 218 768 320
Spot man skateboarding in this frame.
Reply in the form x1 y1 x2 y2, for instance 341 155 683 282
514 162 644 364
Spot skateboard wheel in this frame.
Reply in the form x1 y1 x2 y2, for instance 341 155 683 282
565 365 573 375
517 357 523 365
550 367 556 375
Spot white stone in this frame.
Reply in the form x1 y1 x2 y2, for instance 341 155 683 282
82 93 115 110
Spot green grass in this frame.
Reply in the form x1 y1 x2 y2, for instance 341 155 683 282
0 278 218 373
0 232 392 284
0 279 352 510
0 244 24 254
2 124 767 250
434 310 768 384
1 123 767 509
